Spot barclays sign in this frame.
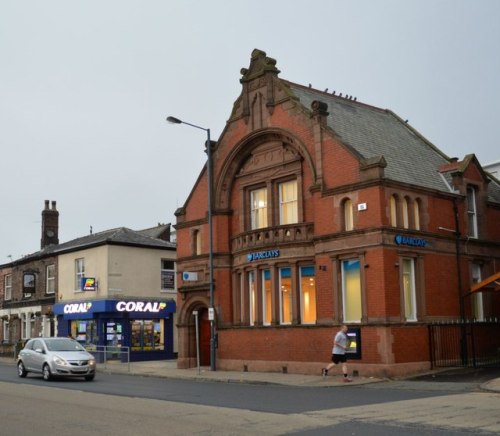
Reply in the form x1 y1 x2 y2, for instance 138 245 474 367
247 249 280 262
395 235 428 248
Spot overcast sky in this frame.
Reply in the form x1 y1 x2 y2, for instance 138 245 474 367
1 0 499 261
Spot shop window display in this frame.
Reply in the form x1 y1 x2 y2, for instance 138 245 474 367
130 319 164 351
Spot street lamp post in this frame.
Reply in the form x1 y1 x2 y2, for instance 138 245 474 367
167 116 216 371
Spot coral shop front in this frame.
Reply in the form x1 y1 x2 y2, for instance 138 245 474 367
53 299 176 361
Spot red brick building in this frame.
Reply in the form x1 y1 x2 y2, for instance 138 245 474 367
174 49 500 377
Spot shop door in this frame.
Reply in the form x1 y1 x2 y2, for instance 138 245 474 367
199 309 211 366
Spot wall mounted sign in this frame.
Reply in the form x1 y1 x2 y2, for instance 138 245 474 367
64 302 93 314
115 301 167 313
81 277 96 291
247 249 280 262
395 235 428 248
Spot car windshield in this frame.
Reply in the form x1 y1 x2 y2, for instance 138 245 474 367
44 338 86 352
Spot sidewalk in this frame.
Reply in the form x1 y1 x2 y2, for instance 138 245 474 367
2 356 500 391
99 359 383 387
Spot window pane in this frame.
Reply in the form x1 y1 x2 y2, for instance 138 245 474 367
279 180 298 225
390 196 397 227
342 260 362 322
251 188 268 229
402 259 417 321
262 269 272 325
249 271 256 326
467 187 477 238
402 198 409 229
413 200 420 230
280 268 292 324
344 199 353 231
46 265 55 294
300 266 316 324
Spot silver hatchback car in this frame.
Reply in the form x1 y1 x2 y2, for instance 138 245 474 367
17 337 96 381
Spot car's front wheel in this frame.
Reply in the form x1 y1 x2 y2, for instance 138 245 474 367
42 364 52 381
17 361 27 378
84 374 95 381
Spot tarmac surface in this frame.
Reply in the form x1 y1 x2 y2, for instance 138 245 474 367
2 356 500 392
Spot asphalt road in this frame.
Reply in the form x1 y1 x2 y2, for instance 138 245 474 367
1 363 499 435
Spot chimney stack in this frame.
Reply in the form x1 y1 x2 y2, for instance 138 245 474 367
41 200 59 249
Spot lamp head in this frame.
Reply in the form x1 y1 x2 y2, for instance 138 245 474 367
166 116 182 124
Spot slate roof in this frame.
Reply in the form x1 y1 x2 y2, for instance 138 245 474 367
285 81 500 203
9 226 175 265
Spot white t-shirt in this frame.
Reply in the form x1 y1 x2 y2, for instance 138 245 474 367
332 330 348 355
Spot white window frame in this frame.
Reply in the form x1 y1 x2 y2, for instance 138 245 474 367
467 186 478 238
250 187 268 229
402 258 417 322
75 258 85 291
4 274 12 300
279 180 298 225
161 259 175 292
46 264 55 294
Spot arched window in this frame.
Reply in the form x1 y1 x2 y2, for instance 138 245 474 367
343 198 354 231
390 195 398 227
193 229 202 255
402 197 409 229
413 199 421 230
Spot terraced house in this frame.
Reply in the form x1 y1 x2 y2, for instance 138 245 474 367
1 201 177 362
174 49 500 377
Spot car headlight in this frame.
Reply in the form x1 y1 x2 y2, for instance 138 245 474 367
89 358 96 366
52 355 69 366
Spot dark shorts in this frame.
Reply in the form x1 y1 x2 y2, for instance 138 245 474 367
332 353 347 364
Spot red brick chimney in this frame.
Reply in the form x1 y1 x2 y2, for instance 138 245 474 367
41 200 59 249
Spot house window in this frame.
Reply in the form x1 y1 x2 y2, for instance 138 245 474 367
23 272 36 298
390 195 398 227
2 320 8 342
342 259 362 323
279 268 292 324
249 271 256 326
343 199 354 231
46 265 55 294
402 258 417 321
161 260 175 292
239 273 245 324
471 264 484 321
402 197 409 229
4 274 12 300
279 180 298 225
262 269 272 326
413 199 421 230
250 187 268 229
300 266 316 324
467 186 478 238
75 258 85 291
